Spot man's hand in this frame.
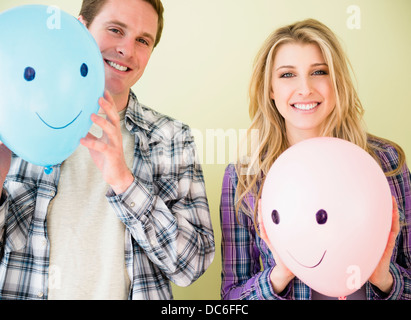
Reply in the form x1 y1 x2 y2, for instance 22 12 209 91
80 90 134 194
0 141 11 192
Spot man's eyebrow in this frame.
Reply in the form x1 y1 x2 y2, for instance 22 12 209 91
275 63 328 71
105 19 128 29
105 19 156 43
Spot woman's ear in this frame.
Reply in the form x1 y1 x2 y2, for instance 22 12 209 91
270 88 275 100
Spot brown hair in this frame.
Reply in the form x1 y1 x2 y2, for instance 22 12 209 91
79 0 164 47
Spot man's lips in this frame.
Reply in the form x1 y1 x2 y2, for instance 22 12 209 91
104 59 131 72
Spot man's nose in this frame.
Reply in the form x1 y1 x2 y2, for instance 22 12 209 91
116 38 134 58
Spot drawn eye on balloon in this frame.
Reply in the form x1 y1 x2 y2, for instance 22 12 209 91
24 66 36 81
0 5 105 172
261 137 392 298
23 63 89 130
271 208 328 226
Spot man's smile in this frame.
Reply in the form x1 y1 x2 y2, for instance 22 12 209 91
105 59 130 72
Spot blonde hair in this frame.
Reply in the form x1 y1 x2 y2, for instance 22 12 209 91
236 19 405 219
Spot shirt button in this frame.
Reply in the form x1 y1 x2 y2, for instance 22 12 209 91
130 202 135 208
37 292 44 298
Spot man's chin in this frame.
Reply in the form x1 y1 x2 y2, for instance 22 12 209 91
104 81 129 97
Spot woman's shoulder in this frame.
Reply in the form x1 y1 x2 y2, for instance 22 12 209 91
367 134 403 173
224 163 239 182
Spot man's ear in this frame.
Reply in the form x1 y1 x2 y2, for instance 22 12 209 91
78 15 87 27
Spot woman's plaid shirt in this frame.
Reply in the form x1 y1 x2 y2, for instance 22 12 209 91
220 137 411 300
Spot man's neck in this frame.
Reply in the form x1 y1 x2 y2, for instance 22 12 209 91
111 90 130 112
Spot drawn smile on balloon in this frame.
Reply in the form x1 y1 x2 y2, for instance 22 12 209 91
36 111 82 130
287 250 327 268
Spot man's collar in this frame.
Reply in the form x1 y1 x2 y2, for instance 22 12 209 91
124 90 150 132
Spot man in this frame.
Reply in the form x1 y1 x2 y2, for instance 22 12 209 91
0 0 214 299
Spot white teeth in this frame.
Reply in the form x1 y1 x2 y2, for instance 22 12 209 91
107 60 128 71
293 103 319 110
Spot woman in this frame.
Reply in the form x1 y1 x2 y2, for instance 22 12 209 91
220 19 411 300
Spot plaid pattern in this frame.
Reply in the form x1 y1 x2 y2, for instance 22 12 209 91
0 91 215 299
220 137 411 300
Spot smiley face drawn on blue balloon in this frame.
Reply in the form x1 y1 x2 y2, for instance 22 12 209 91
0 5 105 168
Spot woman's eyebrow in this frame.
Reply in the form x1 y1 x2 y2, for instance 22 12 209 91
275 65 295 71
275 62 328 71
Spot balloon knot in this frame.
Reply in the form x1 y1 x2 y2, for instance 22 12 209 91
44 166 53 175
338 296 347 300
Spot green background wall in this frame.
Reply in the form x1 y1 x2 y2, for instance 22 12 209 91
1 0 410 299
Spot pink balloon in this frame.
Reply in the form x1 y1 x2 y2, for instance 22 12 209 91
261 137 392 298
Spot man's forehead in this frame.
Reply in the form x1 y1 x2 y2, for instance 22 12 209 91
94 1 158 26
92 1 158 38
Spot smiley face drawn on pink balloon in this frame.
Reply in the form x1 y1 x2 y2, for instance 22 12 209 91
271 208 328 269
261 137 392 298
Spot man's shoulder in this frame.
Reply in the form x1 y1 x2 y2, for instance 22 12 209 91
140 102 182 127
127 92 192 142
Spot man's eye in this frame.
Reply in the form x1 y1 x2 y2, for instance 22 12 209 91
137 38 149 46
109 28 121 34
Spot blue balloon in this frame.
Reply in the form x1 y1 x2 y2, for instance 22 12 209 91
0 5 105 169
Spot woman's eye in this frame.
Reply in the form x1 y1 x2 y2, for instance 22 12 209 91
280 72 294 78
312 70 327 76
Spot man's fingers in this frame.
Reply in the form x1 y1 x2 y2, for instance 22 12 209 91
80 133 108 153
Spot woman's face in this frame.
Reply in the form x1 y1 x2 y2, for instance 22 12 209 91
270 42 336 145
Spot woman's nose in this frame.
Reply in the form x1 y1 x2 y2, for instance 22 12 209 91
298 77 313 97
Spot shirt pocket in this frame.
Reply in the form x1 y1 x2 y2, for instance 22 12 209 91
3 181 36 253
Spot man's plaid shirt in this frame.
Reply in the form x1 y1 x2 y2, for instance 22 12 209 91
0 91 215 299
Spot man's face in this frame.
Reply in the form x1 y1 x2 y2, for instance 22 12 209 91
82 0 158 98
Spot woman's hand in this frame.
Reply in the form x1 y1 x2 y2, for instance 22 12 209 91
368 196 400 294
258 199 295 294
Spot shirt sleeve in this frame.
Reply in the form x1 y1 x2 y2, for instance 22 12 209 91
220 164 290 300
0 189 7 252
381 164 411 300
106 126 215 287
369 143 411 300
